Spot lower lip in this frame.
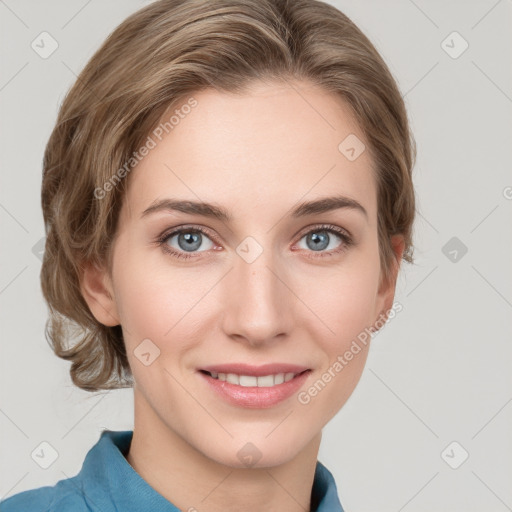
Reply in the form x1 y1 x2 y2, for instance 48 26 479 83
200 371 311 409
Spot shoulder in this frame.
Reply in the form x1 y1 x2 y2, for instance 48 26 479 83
0 477 90 512
1 430 135 512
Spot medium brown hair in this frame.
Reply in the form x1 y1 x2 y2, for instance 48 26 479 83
41 0 416 391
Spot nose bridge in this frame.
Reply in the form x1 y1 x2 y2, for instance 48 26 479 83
221 238 292 343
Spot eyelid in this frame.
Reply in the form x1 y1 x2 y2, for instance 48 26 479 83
293 223 352 243
156 224 220 253
157 224 218 242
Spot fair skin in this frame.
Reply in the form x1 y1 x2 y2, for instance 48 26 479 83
81 79 404 512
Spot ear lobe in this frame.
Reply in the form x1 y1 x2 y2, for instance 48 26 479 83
374 235 405 330
79 261 120 327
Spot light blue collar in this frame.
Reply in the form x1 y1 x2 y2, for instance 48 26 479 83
87 430 345 511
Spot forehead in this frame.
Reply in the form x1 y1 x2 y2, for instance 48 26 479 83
123 80 377 224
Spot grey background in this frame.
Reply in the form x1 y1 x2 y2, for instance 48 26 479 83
1 1 511 510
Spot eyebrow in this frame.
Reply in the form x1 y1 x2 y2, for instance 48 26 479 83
140 195 368 222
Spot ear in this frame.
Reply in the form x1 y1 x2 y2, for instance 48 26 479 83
372 235 405 332
79 261 120 327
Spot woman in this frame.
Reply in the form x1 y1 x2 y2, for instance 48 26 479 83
1 0 415 510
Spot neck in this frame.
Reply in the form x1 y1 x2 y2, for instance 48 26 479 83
125 389 322 512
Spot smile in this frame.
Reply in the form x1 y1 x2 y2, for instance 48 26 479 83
198 364 311 408
206 371 300 387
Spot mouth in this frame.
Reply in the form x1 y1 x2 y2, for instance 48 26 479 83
198 364 311 408
199 370 308 387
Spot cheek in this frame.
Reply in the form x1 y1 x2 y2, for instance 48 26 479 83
298 255 381 349
296 266 379 419
323 276 377 340
112 249 219 353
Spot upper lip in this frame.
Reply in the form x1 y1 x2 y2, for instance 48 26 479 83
200 363 310 376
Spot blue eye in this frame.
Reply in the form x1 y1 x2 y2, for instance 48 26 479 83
298 229 342 252
292 224 353 259
159 226 215 260
157 224 353 260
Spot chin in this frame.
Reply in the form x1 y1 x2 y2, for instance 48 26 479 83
193 428 319 470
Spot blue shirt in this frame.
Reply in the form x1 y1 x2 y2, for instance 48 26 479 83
1 430 345 511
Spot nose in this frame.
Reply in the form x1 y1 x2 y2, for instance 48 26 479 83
220 245 294 347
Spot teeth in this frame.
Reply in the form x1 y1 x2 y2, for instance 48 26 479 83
239 375 257 386
226 373 239 385
256 375 274 387
210 372 299 387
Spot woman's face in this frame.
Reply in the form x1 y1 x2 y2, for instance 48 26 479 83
86 79 402 468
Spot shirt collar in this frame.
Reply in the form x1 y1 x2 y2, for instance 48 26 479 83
77 430 344 511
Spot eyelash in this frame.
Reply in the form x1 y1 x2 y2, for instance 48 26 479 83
155 224 353 261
